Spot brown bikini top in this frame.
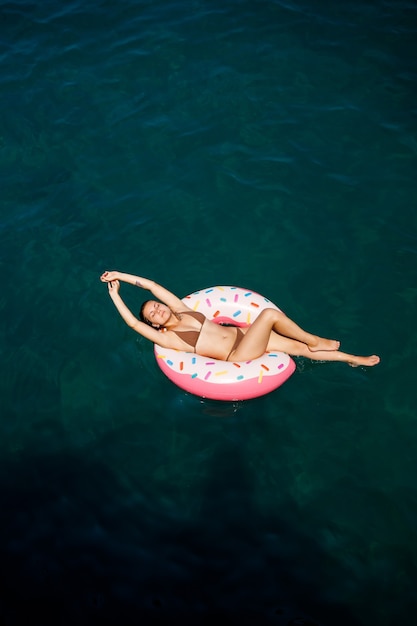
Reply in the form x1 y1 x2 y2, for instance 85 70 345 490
171 310 206 352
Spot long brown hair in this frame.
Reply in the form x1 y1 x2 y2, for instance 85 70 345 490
139 300 153 326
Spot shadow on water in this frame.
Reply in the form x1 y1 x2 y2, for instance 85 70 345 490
0 442 363 626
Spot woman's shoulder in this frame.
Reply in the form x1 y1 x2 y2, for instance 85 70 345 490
173 302 194 314
178 309 206 323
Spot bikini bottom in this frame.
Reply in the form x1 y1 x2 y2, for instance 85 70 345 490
226 327 244 360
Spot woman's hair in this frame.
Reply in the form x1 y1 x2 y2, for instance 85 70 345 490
139 300 153 326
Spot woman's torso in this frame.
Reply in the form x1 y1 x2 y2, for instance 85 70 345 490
166 310 241 360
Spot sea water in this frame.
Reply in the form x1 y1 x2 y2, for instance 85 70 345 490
1 1 417 624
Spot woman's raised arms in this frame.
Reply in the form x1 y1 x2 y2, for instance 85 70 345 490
100 271 187 312
104 280 175 347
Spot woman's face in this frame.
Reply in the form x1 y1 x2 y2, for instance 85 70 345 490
143 300 171 327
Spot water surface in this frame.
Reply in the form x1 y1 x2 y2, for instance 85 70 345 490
1 1 417 624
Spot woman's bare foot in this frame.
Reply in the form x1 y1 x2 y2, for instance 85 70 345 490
308 336 340 352
348 355 380 367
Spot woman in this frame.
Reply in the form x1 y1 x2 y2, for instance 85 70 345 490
100 271 380 367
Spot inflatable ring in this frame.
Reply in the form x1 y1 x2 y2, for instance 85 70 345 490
154 286 296 401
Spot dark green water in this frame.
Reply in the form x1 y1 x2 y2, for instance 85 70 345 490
1 1 417 624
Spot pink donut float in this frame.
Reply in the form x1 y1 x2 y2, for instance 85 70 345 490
154 286 296 401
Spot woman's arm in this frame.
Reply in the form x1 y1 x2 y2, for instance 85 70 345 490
106 280 171 345
101 271 154 289
100 271 186 311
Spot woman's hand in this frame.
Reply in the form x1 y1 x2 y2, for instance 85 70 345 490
100 271 119 283
107 279 120 296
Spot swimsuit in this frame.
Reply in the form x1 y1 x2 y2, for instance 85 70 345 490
172 311 206 352
226 327 244 360
172 310 244 359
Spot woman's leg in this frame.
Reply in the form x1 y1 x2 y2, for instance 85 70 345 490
228 309 380 366
282 340 380 367
231 308 337 358
266 309 340 351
